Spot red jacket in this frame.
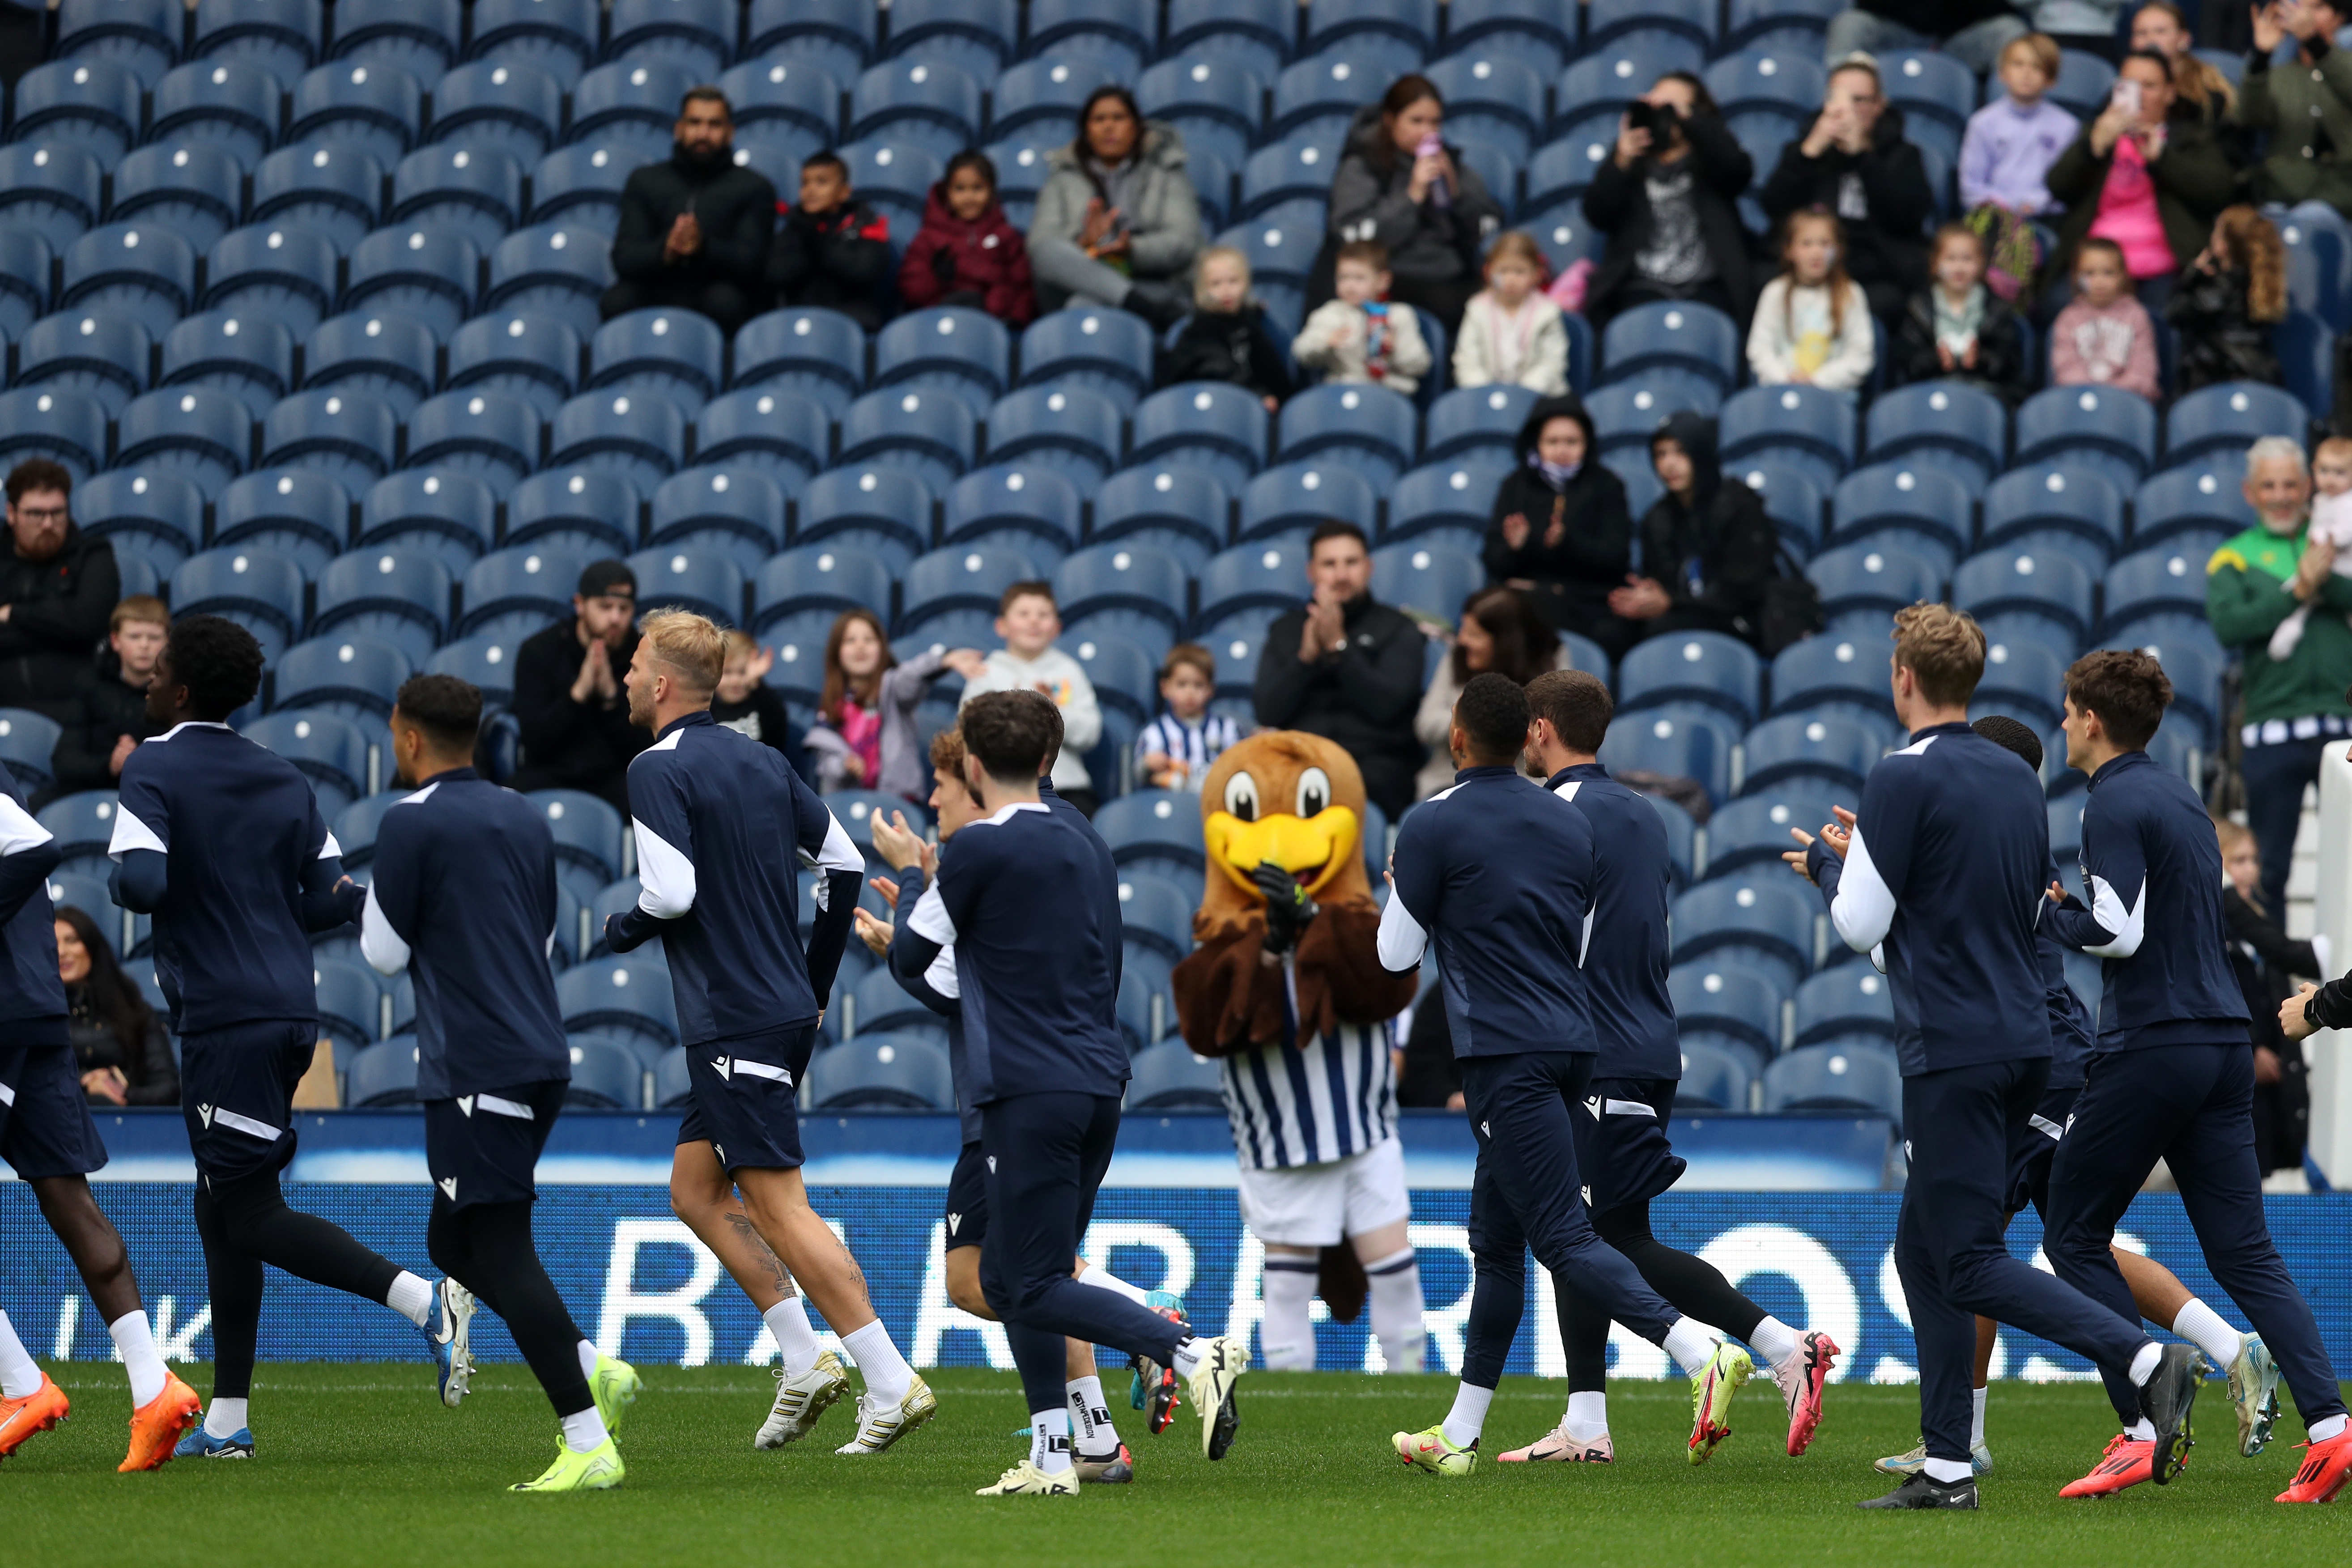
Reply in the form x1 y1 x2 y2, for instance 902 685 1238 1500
897 185 1037 325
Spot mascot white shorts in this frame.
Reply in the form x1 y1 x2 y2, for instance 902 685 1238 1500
1235 1135 1412 1248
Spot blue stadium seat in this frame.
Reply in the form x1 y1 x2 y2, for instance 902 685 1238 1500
485 223 615 340
885 0 1015 78
2015 384 2159 495
720 56 842 150
1020 0 1148 73
558 1035 646 1109
245 708 372 814
897 543 1039 636
2101 543 2214 641
1240 136 1341 222
555 958 679 1053
260 389 400 496
1119 1037 1221 1110
2105 626 2229 742
389 144 523 254
327 0 459 80
1806 537 1943 623
1093 788 1205 875
457 545 587 641
1524 120 1617 214
1070 632 1160 726
982 385 1124 487
192 0 318 81
504 471 636 559
0 144 105 248
756 610 844 704
1953 546 2095 646
115 387 252 498
1116 870 1197 962
299 310 434 420
0 385 106 484
1164 0 1291 81
1704 789 1839 881
272 633 410 719
346 1035 419 1104
1421 52 1545 162
36 791 128 873
1718 459 1822 557
1829 462 1974 562
608 0 735 79
589 307 726 416
743 0 872 82
0 710 62 797
567 61 699 162
1017 308 1156 418
1083 465 1221 571
528 785 629 886
1196 538 1314 626
1970 633 2070 730
732 306 866 416
830 139 943 250
838 387 978 496
331 790 411 874
2133 457 2254 549
1275 384 1417 484
1210 214 1317 333
201 222 338 338
1587 382 1718 462
426 59 564 167
1675 1037 1754 1110
467 0 598 82
1135 54 1263 175
1669 875 1818 991
149 59 283 168
940 464 1083 565
314 547 452 663
549 390 687 497
74 471 205 569
1131 384 1272 499
1365 540 1477 624
2271 305 2333 420
753 545 893 629
55 0 183 89
1597 703 1739 804
685 389 825 498
426 631 527 705
1768 629 1899 719
1269 47 1397 152
249 142 381 249
1719 383 1857 493
343 225 478 339
1586 0 1714 50
1880 49 1977 140
1387 458 1510 543
1706 49 1827 142
2165 382 2309 470
314 955 386 1046
1668 962 1781 1055
1863 381 2007 488
1765 1041 1902 1126
527 143 634 229
57 222 196 337
215 467 350 571
108 147 234 260
646 466 788 575
850 59 984 159
442 312 578 420
358 470 499 572
1735 711 1882 798
1305 0 1435 71
404 390 542 498
1617 632 1765 725
626 547 746 626
1791 965 1896 1047
16 311 150 418
2281 210 2350 323
1424 385 1537 467
1555 38 1708 134
1240 461 1378 544
798 466 934 567
14 59 145 163
876 307 1014 424
1978 464 2127 560
2044 47 2117 120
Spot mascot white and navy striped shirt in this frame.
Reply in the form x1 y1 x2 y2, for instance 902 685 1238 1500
1220 958 1397 1170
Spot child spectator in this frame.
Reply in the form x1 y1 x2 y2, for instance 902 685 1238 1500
710 630 809 776
768 151 892 331
1158 245 1297 409
2265 435 2352 663
1895 222 2029 402
1451 230 1570 395
1135 643 1242 790
1292 240 1433 396
896 150 1037 327
955 582 1104 813
2168 204 2287 394
1961 33 2079 299
2051 236 2161 398
47 592 167 805
1745 211 1875 396
804 609 986 799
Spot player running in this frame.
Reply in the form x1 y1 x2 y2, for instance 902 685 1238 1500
361 674 638 1492
885 693 1248 1496
105 616 470 1462
1381 674 1753 1479
0 769 200 1470
1783 607 2199 1510
2040 651 2349 1504
1500 670 1839 1466
605 610 932 1456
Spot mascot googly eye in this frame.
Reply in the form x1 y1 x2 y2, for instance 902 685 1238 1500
1222 769 1260 824
1294 766 1331 821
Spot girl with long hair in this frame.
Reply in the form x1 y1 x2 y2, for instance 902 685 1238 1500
1745 210 1875 395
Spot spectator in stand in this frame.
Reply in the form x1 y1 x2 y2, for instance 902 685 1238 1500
2242 1 2352 219
1158 245 1297 409
1608 412 1785 653
1824 2 2029 75
1453 231 1570 394
2167 204 2287 393
1747 211 1876 397
1135 643 1242 792
2216 818 2317 1175
804 608 982 799
47 594 168 805
601 88 775 336
2131 2 2240 146
1253 521 1428 819
1582 73 1756 332
1411 588 1567 799
508 559 646 812
2042 48 2236 315
2051 237 2163 397
1293 241 1435 396
1482 395 1638 656
1761 56 1933 321
56 904 175 1108
2210 436 2352 913
1961 34 2079 302
1895 223 2030 401
1328 75 1505 338
768 150 893 332
896 151 1037 328
1027 86 1203 331
709 629 809 778
0 460 119 727
955 582 1104 813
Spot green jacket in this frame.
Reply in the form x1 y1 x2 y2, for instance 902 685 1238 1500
2237 43 2352 212
2205 523 2352 724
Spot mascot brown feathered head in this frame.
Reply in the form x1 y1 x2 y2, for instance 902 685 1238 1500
1193 731 1380 943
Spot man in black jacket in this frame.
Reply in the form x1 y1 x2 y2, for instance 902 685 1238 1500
46 593 168 806
602 88 776 336
509 560 646 813
1761 58 1934 321
1582 74 1755 330
1252 522 1427 820
769 151 893 331
0 461 119 726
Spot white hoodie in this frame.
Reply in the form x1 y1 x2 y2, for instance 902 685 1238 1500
956 645 1103 793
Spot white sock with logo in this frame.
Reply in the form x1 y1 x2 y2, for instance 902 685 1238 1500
561 1407 609 1453
1030 1407 1074 1474
109 1310 167 1406
763 1296 824 1379
1072 1261 1149 1305
1441 1382 1494 1449
386 1271 433 1329
1564 1390 1608 1440
204 1396 248 1439
2168 1297 2245 1369
576 1339 599 1378
1067 1374 1119 1458
840 1319 912 1405
1970 1385 1988 1451
0 1310 42 1398
1259 1257 1318 1371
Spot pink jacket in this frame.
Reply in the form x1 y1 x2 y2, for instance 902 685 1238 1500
2050 293 2160 402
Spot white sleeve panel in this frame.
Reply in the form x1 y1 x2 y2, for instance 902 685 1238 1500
1827 824 1898 954
797 808 863 878
1578 907 1595 969
632 819 697 919
924 941 961 999
905 882 956 945
2081 874 2148 959
1376 892 1429 972
359 882 413 975
319 830 344 860
0 794 54 857
106 807 167 860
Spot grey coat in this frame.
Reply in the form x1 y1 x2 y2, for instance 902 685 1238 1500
1327 102 1504 283
1028 119 1205 285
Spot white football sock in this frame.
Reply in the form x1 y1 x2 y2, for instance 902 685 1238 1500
2310 1414 2348 1442
1365 1247 1427 1374
1067 1374 1119 1458
1970 1385 1988 1450
2127 1418 2156 1441
839 1319 912 1405
386 1271 434 1329
2168 1297 2245 1369
1923 1457 1974 1484
1565 1390 1608 1440
1441 1382 1494 1449
1073 1261 1149 1305
577 1339 599 1378
205 1396 249 1438
109 1309 167 1406
1746 1314 1801 1369
1030 1407 1073 1474
1170 1337 1204 1377
561 1407 609 1453
0 1309 42 1398
1259 1256 1318 1371
2129 1342 2162 1386
763 1296 823 1378
1661 1316 1722 1377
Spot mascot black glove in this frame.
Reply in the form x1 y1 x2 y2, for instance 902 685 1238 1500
1255 862 1319 954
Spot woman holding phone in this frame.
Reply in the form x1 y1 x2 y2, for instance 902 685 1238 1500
1326 75 1505 337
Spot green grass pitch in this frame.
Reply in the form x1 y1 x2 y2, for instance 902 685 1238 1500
10 1364 2348 1566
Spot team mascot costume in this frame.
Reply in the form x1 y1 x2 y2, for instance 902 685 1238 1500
1172 731 1427 1372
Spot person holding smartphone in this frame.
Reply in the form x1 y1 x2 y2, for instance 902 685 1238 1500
1760 56 1932 321
1582 72 1756 331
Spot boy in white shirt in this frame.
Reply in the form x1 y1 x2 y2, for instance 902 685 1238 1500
955 582 1105 814
1293 241 1433 395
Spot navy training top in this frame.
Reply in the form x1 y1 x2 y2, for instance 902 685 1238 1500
0 770 66 1045
1548 763 1680 1081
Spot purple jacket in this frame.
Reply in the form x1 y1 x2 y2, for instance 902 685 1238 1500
1960 97 2080 213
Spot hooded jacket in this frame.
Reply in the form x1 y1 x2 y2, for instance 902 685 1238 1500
1634 411 1782 648
1029 120 1205 285
1481 395 1635 633
1760 102 1933 296
2166 262 2282 394
1328 102 1505 284
1159 302 1297 399
1581 104 1757 325
769 197 893 331
0 522 117 722
610 146 777 289
897 183 1037 325
2240 35 2352 211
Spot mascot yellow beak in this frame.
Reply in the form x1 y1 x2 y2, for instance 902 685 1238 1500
1204 808 1360 901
